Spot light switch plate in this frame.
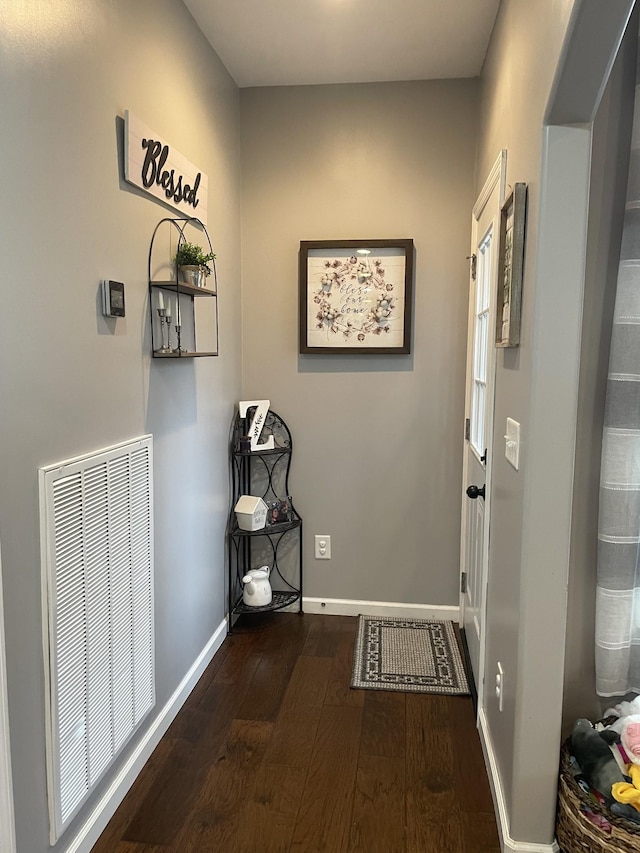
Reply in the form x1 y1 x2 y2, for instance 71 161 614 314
505 418 520 470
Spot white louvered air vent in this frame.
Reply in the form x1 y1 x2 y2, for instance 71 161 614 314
39 436 154 843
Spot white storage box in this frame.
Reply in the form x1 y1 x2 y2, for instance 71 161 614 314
234 495 268 531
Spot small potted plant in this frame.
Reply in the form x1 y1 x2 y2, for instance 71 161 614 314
174 241 216 288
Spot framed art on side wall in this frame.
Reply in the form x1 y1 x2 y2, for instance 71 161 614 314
496 183 527 347
299 239 414 354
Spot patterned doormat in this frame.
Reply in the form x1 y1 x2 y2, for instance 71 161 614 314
350 616 469 695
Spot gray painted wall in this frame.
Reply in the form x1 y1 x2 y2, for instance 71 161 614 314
477 0 635 844
476 3 575 832
0 2 241 850
240 80 478 607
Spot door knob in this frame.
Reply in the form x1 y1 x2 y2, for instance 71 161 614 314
466 484 485 500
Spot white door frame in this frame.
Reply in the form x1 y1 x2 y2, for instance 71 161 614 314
459 149 507 713
0 545 16 853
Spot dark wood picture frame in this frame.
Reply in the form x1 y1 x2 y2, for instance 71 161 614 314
496 183 527 347
299 239 414 354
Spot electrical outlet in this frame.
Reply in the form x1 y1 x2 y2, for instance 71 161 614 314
314 534 331 559
495 661 504 712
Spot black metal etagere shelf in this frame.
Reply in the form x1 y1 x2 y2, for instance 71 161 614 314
227 408 303 631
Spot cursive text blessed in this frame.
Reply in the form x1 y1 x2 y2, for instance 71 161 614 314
140 138 201 209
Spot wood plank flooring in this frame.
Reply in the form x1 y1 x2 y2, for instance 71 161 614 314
92 613 500 853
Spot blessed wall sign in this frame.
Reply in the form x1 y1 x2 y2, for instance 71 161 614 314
124 110 208 225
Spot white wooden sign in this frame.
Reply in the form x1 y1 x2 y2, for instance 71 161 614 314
124 110 208 225
239 400 275 452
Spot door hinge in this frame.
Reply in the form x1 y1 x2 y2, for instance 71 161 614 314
467 253 477 281
460 572 467 594
465 418 470 441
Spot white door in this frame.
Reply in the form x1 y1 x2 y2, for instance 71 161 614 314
460 152 506 706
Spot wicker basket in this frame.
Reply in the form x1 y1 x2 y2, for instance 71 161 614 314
557 739 640 852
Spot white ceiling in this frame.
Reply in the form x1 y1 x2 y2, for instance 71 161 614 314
182 0 501 88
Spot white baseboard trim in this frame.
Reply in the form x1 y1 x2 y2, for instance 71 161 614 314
478 708 559 853
303 596 459 621
0 552 16 853
62 617 228 853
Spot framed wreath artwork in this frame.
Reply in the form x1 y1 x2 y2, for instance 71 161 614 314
496 183 527 347
299 239 414 354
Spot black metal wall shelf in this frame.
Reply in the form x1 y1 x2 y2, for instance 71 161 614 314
148 217 219 358
227 408 303 631
150 280 217 297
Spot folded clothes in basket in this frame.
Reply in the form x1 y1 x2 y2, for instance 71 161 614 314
570 718 640 825
579 804 613 834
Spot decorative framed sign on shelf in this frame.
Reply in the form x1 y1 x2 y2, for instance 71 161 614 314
496 183 527 347
299 239 414 354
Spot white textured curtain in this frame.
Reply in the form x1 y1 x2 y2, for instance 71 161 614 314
596 59 640 697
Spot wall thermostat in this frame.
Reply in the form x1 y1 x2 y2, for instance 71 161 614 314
101 280 125 317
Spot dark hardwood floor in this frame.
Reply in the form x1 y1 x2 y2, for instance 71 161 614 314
92 613 501 852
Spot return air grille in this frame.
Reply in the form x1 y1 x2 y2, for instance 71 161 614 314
39 436 154 843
